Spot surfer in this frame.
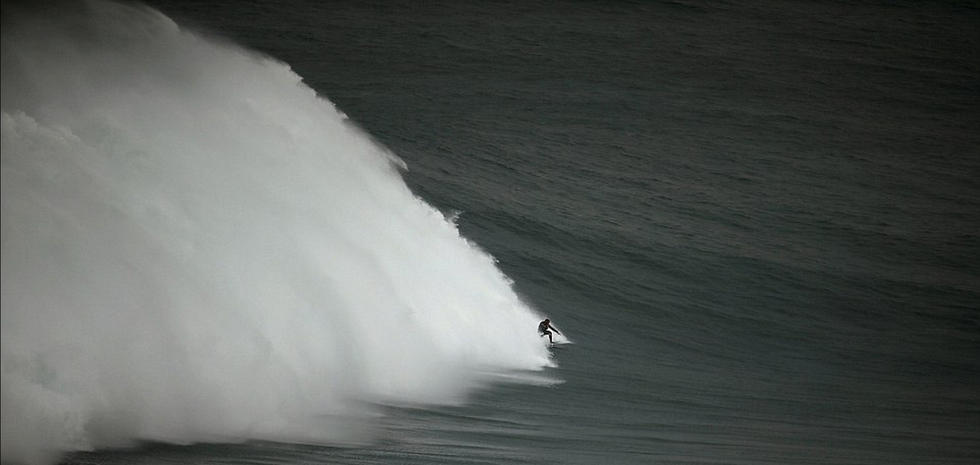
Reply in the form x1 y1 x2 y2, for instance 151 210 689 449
538 318 560 343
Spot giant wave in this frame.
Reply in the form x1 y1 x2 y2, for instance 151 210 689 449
0 2 551 463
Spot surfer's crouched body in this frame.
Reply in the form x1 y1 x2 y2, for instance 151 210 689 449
538 318 560 343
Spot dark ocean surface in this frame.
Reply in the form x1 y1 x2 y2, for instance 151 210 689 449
14 0 980 464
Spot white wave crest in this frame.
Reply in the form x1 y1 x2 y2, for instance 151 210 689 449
0 2 551 463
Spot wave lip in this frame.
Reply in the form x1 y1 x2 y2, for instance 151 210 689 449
1 1 551 463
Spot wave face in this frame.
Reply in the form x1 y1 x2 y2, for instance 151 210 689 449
0 2 551 463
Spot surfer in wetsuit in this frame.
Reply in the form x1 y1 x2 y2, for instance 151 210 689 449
538 318 560 343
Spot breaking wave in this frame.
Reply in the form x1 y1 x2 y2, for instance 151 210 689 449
0 2 551 463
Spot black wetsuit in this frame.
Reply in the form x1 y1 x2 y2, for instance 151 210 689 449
538 321 554 341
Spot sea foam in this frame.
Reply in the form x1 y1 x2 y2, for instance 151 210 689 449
0 2 551 463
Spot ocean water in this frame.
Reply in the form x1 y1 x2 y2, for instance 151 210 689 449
2 1 978 464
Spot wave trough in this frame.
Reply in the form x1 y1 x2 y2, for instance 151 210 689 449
0 2 551 463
